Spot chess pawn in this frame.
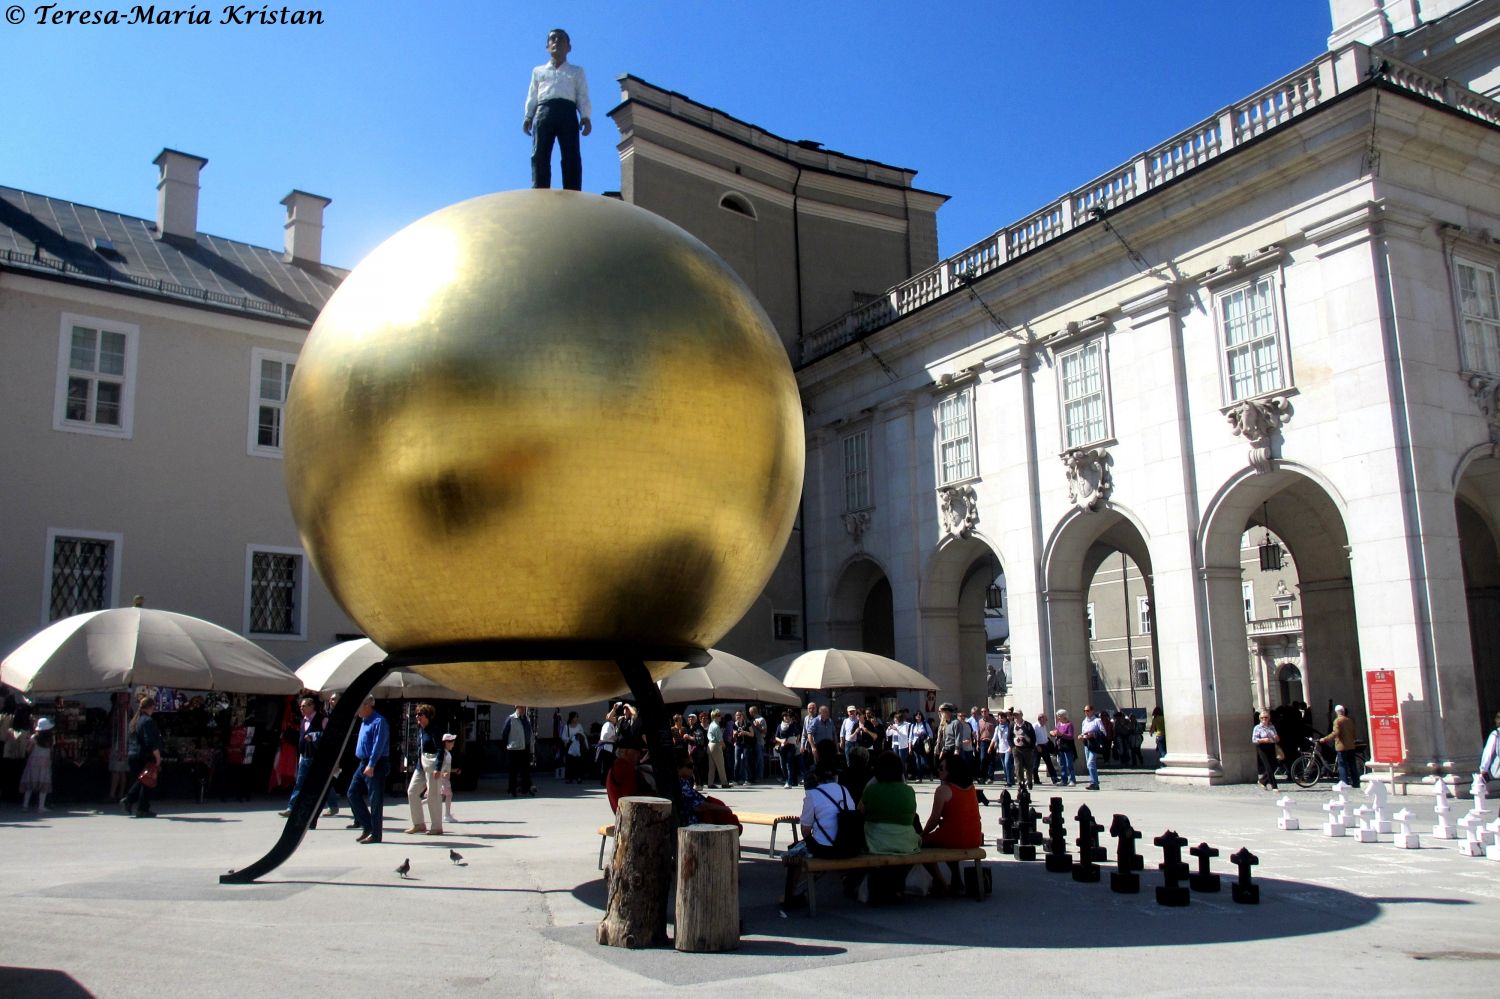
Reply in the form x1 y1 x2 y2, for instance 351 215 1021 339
1364 781 1394 834
1322 794 1347 838
1229 848 1260 905
1457 809 1487 857
1352 804 1380 843
1483 817 1500 861
1432 780 1458 840
1276 795 1300 831
1391 808 1421 850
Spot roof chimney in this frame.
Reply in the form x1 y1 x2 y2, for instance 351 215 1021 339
280 190 331 265
152 148 207 242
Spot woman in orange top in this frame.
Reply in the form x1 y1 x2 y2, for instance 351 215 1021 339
921 755 982 894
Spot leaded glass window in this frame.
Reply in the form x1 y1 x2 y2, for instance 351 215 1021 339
1456 258 1500 374
249 551 299 634
1219 276 1285 401
937 391 974 485
50 536 112 620
1060 340 1107 448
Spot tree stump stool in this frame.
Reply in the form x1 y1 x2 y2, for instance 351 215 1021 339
596 796 674 949
674 823 740 952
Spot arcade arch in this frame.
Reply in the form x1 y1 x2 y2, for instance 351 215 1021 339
828 556 894 658
919 535 1005 710
1200 467 1361 781
1041 506 1158 723
1456 455 1500 734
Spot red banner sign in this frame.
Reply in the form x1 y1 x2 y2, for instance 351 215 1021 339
1365 670 1398 717
1369 715 1403 764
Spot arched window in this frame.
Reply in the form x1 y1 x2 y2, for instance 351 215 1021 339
718 192 756 220
1277 662 1303 706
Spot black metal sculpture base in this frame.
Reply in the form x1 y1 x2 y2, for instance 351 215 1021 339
221 641 705 884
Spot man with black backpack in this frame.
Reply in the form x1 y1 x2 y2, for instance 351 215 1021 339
779 739 862 910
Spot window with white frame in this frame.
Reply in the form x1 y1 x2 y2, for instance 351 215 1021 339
246 546 306 638
1217 275 1287 402
1134 657 1152 687
843 430 871 512
1059 339 1108 448
249 349 297 456
54 315 138 437
936 389 975 485
1455 257 1500 374
45 530 121 621
1138 596 1152 635
1086 602 1096 640
1242 581 1255 623
773 612 802 641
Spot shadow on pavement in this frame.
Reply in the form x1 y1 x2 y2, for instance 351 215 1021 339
1 967 96 999
572 856 1390 952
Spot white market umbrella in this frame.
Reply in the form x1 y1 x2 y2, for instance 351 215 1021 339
295 639 481 701
657 648 801 707
763 647 937 693
0 607 300 695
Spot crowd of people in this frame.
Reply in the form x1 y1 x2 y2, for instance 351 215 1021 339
633 699 1162 795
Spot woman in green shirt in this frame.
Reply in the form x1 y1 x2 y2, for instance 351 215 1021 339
855 751 921 903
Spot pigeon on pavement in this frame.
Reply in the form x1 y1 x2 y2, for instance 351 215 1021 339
395 858 411 879
449 849 465 865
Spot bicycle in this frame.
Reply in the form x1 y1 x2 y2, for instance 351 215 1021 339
1290 739 1368 788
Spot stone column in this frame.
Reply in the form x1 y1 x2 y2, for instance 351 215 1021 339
876 396 924 674
920 607 962 704
1298 578 1362 716
1189 567 1257 783
1042 589 1090 717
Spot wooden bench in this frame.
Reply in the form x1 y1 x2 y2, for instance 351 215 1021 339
737 812 801 857
786 846 988 914
598 812 801 869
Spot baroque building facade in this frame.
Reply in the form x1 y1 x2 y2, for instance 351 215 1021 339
0 152 360 665
792 0 1500 783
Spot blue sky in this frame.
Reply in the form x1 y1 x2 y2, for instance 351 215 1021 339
1 0 1334 270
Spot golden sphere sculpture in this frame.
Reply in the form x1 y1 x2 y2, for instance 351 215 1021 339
283 191 803 706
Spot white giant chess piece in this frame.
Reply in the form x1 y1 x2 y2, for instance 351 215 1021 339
1392 808 1421 849
1352 804 1379 843
1465 773 1494 848
1432 780 1458 840
1458 808 1487 857
1486 816 1500 861
1323 782 1350 838
1364 780 1394 834
1277 794 1300 831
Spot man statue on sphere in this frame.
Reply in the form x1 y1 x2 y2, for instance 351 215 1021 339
523 27 591 191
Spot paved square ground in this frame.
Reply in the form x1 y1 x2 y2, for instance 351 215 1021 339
1 773 1496 997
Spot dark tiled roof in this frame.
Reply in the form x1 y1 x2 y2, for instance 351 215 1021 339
0 186 345 324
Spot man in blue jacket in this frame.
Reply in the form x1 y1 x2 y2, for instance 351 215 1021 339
348 696 390 844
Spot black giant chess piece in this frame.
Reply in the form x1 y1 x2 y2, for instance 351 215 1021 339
1044 797 1073 873
1154 829 1191 907
1109 814 1143 894
1072 804 1102 883
1016 787 1040 861
998 789 1018 855
1230 847 1260 904
1189 842 1221 893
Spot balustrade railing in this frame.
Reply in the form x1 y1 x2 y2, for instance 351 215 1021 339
800 41 1500 364
1248 615 1302 636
